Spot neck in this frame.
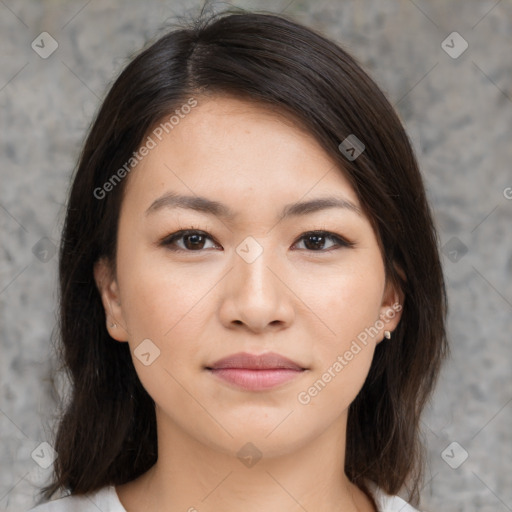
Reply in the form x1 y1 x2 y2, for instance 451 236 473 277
118 406 376 512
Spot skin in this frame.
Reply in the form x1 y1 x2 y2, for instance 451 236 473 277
94 95 404 512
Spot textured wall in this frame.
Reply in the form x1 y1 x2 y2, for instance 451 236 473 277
1 1 511 511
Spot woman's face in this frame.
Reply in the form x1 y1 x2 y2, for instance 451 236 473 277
95 95 403 459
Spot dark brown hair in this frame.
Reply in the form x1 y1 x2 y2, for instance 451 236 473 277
38 6 448 508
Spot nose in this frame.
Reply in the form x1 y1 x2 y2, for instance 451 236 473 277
218 242 295 333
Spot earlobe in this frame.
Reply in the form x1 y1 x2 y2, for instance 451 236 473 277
377 271 405 343
376 302 402 344
93 257 129 342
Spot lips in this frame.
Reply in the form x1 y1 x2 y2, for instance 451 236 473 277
205 352 307 391
206 352 305 371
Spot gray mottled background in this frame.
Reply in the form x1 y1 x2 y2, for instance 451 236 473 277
1 0 511 511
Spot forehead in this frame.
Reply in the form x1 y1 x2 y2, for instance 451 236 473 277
121 94 362 220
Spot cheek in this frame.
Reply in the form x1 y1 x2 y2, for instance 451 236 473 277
116 249 216 391
117 260 211 421
299 284 381 413
316 263 384 343
297 347 374 423
116 243 210 340
301 261 384 403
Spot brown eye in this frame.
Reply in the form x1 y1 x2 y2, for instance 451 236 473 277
181 232 207 250
161 230 219 251
160 229 354 253
293 231 355 251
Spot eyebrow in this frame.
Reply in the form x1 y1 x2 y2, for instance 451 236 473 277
145 192 363 221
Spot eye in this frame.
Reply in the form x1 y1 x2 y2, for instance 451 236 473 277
160 228 354 253
160 229 219 252
292 231 355 251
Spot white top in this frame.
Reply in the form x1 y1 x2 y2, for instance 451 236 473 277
27 484 420 511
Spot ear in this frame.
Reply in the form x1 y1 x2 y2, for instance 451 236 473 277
93 257 129 342
376 264 406 343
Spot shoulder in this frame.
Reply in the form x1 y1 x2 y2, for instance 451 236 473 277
370 484 421 512
27 485 126 512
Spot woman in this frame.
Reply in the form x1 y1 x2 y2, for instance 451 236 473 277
29 8 448 512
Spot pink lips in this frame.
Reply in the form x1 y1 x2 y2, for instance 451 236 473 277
206 352 306 391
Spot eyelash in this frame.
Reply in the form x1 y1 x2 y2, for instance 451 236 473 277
159 225 356 253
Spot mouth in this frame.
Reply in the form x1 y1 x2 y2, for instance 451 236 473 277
205 352 307 391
